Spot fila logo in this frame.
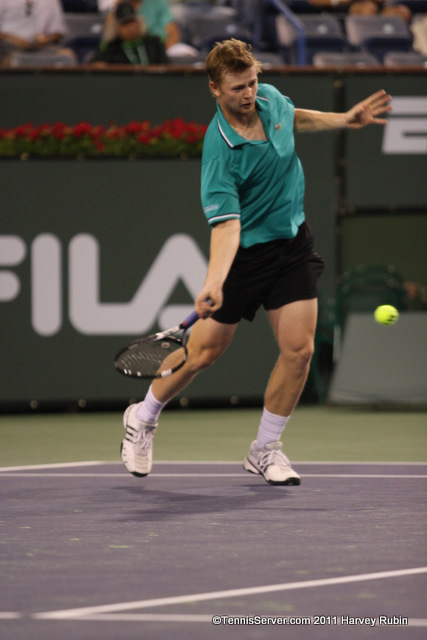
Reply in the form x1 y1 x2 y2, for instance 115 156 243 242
382 97 427 154
0 233 207 336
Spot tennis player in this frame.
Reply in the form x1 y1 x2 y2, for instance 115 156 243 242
121 39 391 485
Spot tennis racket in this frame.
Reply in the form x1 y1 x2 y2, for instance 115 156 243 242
114 309 201 379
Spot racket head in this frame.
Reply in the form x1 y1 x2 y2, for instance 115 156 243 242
114 335 187 379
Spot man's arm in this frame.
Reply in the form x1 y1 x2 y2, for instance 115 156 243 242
32 32 62 48
294 90 392 132
164 21 180 49
195 219 241 318
0 31 62 50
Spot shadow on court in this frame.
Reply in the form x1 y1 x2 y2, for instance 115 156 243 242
115 483 305 523
0 462 426 640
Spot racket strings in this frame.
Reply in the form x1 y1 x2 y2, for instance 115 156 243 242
116 337 186 377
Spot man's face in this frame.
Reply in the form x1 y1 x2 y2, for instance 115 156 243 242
118 19 141 41
209 65 258 121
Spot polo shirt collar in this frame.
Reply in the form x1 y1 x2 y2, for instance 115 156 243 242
216 93 270 149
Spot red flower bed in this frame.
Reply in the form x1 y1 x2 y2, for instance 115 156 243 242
0 118 207 159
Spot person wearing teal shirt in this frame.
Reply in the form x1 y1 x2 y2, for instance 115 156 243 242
201 82 306 248
121 39 392 486
136 0 177 46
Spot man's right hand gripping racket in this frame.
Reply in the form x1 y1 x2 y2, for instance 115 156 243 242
114 309 201 379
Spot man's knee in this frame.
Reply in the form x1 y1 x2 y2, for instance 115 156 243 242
187 344 225 373
282 339 315 371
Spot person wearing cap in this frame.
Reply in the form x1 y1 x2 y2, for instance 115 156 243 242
101 0 180 52
91 0 167 66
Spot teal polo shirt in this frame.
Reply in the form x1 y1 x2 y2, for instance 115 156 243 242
201 83 305 249
137 0 173 41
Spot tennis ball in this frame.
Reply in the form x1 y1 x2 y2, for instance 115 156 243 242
374 305 399 325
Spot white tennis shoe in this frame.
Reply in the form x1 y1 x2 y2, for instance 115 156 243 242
243 440 301 486
121 404 157 477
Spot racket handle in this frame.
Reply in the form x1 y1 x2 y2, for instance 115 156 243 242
182 310 200 329
182 298 213 329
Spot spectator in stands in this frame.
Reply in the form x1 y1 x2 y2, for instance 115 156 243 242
348 0 412 21
100 0 200 59
380 3 412 22
0 0 73 65
101 0 180 51
91 0 167 65
308 0 412 20
136 0 181 49
308 0 353 9
412 13 427 54
348 1 380 14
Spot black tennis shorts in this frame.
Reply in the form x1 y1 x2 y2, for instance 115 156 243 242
212 222 325 324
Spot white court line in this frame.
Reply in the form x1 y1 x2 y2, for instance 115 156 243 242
410 619 427 627
33 566 427 620
1 472 426 479
153 461 427 467
1 461 426 473
46 614 427 627
0 473 242 478
73 613 213 623
0 461 105 472
2 611 425 626
303 474 427 479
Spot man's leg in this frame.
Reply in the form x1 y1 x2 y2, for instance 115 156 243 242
150 317 238 404
121 317 237 477
264 298 318 416
243 299 318 485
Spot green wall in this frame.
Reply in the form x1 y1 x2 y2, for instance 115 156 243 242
1 69 425 408
340 214 427 283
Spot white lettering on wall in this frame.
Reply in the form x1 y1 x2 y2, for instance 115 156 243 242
0 235 26 301
69 233 206 335
0 233 207 336
31 234 62 337
383 97 427 154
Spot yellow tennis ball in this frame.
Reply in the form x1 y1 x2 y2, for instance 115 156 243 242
374 305 399 325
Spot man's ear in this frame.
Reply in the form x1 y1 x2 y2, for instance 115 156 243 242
209 80 220 98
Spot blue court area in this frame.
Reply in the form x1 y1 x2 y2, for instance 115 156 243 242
1 408 426 640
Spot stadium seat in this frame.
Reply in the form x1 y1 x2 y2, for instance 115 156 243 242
184 6 241 49
7 49 78 67
166 53 207 67
63 12 105 62
276 14 347 64
64 35 101 62
253 51 285 67
383 51 427 66
64 12 105 38
313 51 380 67
345 15 413 62
199 28 253 52
226 0 258 27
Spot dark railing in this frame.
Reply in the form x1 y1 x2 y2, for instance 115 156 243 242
269 0 307 65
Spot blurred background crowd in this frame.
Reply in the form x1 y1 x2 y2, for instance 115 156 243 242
0 0 426 68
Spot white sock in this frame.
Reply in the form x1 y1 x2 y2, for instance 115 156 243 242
256 408 290 449
136 386 167 424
